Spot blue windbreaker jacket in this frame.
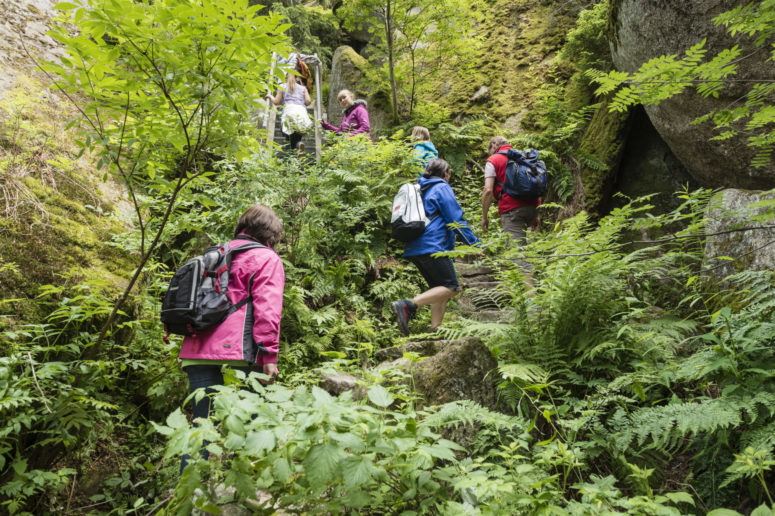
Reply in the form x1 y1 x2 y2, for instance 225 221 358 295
404 176 480 257
412 141 439 175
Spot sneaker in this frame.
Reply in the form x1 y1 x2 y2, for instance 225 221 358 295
297 141 305 153
391 299 417 336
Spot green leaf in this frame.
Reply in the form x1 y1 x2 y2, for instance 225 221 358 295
224 432 245 451
245 430 275 454
367 384 393 408
751 505 775 516
166 408 188 429
340 454 376 488
303 443 343 486
707 510 744 516
664 491 695 505
272 457 292 483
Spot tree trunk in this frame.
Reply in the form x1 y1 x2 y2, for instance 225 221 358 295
385 0 399 123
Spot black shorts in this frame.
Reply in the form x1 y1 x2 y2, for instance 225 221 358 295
408 254 460 291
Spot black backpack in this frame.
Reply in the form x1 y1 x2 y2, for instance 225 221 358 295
160 236 265 337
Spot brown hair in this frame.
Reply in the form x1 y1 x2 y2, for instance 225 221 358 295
411 126 430 141
423 158 451 179
488 135 509 154
234 204 284 247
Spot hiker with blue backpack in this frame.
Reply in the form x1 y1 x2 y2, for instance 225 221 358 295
481 135 547 287
162 204 285 471
390 159 480 335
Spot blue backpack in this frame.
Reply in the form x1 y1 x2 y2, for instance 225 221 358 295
496 149 548 200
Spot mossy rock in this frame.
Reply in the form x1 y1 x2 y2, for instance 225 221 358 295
411 336 498 410
429 0 579 126
577 96 631 217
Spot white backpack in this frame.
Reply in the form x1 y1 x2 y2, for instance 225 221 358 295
391 182 431 242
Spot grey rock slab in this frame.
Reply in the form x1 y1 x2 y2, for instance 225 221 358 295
318 372 359 396
704 188 775 279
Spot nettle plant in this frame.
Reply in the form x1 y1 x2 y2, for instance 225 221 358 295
157 376 466 515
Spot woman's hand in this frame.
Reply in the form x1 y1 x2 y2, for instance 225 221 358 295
262 363 279 384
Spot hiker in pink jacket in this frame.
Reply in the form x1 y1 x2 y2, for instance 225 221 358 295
178 204 284 471
320 89 370 137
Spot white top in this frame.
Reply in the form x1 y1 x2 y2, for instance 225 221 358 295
484 161 496 179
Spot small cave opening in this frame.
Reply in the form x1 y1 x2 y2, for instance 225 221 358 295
604 105 698 216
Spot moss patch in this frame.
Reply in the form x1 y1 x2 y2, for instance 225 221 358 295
430 0 579 125
578 96 630 216
0 77 134 334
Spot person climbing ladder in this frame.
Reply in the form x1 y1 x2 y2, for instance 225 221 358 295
268 73 313 152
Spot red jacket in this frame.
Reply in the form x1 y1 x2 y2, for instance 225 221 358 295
178 239 285 365
487 144 541 215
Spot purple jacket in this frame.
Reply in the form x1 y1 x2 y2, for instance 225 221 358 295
178 238 285 365
321 100 370 137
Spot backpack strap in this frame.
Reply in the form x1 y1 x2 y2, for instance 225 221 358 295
229 271 258 314
212 239 267 294
419 181 441 221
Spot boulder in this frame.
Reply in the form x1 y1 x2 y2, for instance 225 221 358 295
325 45 390 137
411 337 499 410
318 372 358 396
704 189 775 279
610 0 775 189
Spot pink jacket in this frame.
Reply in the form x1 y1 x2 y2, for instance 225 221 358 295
321 100 370 137
178 239 285 365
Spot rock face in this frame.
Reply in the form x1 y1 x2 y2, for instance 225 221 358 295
325 45 390 138
0 0 65 96
704 189 775 279
610 0 775 189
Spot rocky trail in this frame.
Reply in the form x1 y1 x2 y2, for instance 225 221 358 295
320 261 515 412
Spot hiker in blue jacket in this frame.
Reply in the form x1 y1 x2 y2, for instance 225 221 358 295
391 158 480 335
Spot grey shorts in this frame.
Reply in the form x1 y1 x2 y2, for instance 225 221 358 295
501 206 537 273
500 206 538 245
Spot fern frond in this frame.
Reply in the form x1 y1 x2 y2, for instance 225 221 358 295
499 363 548 384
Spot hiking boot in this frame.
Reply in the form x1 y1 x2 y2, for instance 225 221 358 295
391 299 417 336
297 141 305 153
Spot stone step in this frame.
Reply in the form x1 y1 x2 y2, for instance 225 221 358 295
470 309 513 323
374 339 444 363
456 264 495 278
463 280 502 290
